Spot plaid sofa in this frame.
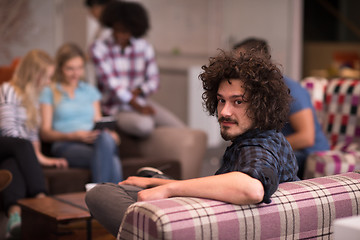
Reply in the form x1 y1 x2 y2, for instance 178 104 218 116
118 172 360 240
302 78 360 179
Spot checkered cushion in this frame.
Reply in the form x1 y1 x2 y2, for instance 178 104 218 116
118 172 360 240
322 78 360 150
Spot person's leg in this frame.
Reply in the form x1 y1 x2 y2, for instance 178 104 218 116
51 141 93 168
0 137 47 196
0 158 25 238
85 183 143 237
149 100 186 128
0 158 26 215
93 131 123 183
116 111 155 137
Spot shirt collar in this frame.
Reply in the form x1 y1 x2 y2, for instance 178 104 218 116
109 36 135 49
55 81 85 93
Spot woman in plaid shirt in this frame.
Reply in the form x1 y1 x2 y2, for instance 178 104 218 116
90 1 185 138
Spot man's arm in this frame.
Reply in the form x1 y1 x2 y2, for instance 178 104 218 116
122 172 264 205
286 108 315 150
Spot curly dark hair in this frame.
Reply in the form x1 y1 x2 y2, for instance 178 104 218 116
199 51 291 131
100 1 150 38
84 0 113 7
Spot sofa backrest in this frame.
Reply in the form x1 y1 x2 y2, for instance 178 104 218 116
118 172 360 240
0 58 20 85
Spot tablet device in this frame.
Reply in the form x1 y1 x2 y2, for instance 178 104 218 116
93 117 117 130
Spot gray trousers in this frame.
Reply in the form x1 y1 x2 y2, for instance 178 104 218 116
85 183 144 237
116 100 185 138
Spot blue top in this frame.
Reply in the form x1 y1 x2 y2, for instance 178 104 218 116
281 77 329 155
216 129 299 204
39 82 101 133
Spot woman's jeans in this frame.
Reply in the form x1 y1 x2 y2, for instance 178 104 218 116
52 131 122 183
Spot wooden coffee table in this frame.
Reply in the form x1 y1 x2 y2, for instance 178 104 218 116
18 192 92 240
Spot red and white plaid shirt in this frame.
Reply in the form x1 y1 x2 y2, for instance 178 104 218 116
91 37 159 115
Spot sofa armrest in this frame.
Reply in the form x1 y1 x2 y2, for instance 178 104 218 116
304 150 360 179
118 172 360 240
136 127 207 179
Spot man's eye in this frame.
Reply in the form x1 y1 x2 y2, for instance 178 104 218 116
218 99 225 103
235 100 242 105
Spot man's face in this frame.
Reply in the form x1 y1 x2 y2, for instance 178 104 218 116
217 79 253 141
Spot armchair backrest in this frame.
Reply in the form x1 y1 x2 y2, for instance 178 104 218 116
302 77 360 151
322 78 360 150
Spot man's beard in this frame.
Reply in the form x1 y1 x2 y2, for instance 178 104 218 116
220 128 234 141
218 117 238 141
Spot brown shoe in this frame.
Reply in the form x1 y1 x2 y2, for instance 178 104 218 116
0 170 12 192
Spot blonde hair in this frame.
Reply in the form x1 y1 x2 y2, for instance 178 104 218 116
11 49 54 128
52 43 86 104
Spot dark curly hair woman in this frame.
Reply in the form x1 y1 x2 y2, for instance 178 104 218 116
100 1 150 40
199 51 292 133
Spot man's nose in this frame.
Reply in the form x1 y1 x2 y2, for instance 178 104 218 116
219 103 232 117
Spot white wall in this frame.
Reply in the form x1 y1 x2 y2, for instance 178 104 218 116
0 0 56 64
136 0 303 80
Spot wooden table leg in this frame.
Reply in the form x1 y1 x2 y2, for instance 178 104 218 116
21 208 58 240
87 218 92 240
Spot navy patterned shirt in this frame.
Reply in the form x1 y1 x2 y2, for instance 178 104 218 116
215 129 299 204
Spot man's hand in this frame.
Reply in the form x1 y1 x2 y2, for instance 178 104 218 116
137 185 170 201
118 176 154 188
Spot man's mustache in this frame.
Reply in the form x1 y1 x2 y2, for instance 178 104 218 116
218 117 238 125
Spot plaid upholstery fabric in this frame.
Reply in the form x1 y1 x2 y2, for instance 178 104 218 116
304 150 360 179
301 77 328 125
118 172 360 240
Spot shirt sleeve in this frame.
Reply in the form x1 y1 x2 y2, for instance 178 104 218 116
91 40 133 104
236 146 280 204
286 78 313 115
87 84 101 102
39 87 54 105
139 43 160 96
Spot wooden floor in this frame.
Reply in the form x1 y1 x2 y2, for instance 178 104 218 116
57 219 115 240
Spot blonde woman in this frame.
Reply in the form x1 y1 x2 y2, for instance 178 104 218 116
0 50 67 239
40 43 122 184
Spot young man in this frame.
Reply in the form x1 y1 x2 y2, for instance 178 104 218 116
90 1 185 138
233 38 330 178
85 51 299 237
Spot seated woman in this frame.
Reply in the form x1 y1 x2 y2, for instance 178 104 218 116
39 42 122 184
0 50 68 239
